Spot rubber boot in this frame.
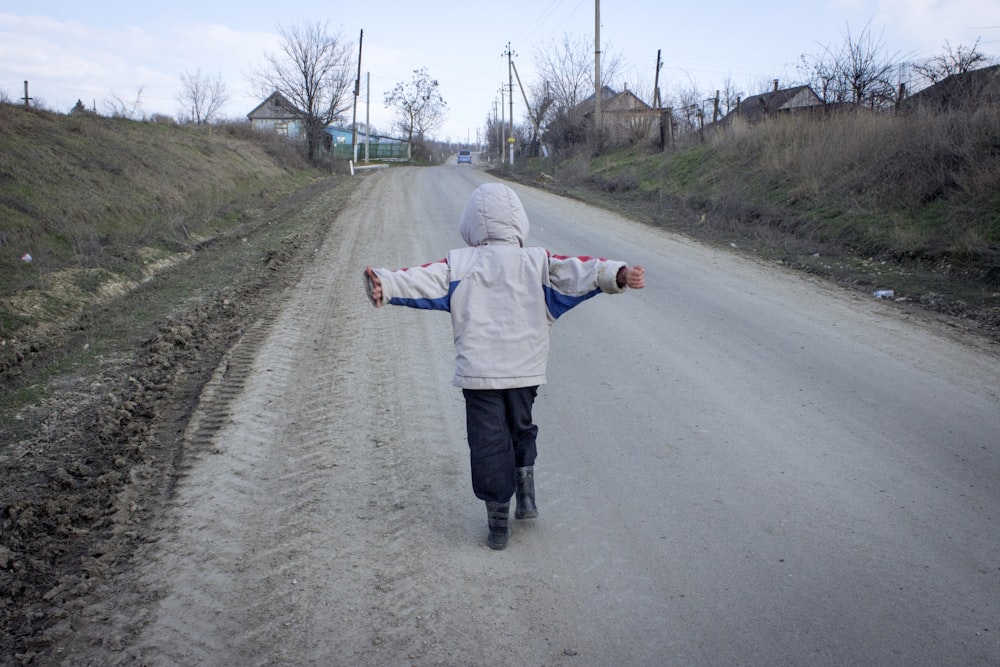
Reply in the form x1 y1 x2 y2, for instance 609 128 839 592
515 466 538 520
486 501 510 550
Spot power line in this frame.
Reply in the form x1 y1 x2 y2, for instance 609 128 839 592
527 0 587 43
522 0 566 40
547 0 587 40
532 0 565 31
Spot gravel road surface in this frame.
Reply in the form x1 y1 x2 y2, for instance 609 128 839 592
76 164 1000 665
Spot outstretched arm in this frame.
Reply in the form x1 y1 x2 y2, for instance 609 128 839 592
364 260 453 311
616 265 646 290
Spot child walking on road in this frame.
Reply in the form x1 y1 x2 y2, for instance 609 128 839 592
364 182 645 550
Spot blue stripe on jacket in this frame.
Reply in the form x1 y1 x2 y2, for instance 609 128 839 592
390 279 601 319
544 284 602 319
390 280 459 311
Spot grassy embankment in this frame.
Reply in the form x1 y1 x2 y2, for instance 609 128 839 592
2 103 998 353
507 109 1000 334
0 104 319 367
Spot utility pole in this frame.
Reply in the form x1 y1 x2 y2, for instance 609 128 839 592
365 71 370 163
594 0 602 146
653 50 663 109
498 86 506 163
352 29 363 162
22 81 32 108
511 60 542 146
503 43 516 165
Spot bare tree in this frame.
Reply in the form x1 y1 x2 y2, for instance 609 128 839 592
105 87 145 119
802 21 901 108
178 69 229 124
841 21 900 107
526 80 555 136
532 34 624 117
719 73 744 116
531 33 624 149
673 75 704 136
798 52 839 103
912 39 993 84
384 67 447 157
251 21 355 161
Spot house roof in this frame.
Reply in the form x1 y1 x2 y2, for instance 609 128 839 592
247 91 303 120
902 64 1000 111
575 86 654 115
729 85 824 122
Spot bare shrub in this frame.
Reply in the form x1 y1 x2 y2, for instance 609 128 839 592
149 113 178 126
712 109 996 212
178 69 229 125
556 153 594 187
218 122 310 170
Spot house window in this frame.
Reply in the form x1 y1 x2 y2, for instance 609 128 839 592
275 121 289 136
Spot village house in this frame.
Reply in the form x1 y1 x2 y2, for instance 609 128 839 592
724 82 825 124
247 93 407 160
575 86 662 144
901 64 1000 112
246 91 306 139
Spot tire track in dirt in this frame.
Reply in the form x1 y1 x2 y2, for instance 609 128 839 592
125 174 385 664
116 169 508 666
43 167 582 667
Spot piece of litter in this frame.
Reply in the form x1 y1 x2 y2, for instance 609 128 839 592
21 253 32 263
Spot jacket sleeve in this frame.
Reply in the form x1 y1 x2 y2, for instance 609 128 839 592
545 253 627 320
370 259 453 311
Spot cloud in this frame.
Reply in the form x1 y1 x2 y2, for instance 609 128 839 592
0 13 284 117
875 0 1000 54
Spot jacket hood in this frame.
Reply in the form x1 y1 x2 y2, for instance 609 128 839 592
458 183 529 247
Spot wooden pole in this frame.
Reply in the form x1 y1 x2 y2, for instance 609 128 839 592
511 60 541 144
594 0 602 144
352 29 363 161
653 50 662 109
365 72 370 162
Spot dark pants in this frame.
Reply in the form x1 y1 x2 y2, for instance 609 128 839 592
462 387 539 503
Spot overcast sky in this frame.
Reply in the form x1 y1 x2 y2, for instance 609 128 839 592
2 1 998 143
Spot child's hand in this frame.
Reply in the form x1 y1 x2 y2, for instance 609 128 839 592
626 266 645 289
365 266 383 307
617 266 645 290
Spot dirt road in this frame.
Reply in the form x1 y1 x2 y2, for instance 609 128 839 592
47 165 1000 666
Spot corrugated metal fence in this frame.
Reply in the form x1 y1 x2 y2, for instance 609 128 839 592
332 142 409 161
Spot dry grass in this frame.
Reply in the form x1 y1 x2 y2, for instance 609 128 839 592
521 108 999 268
0 104 315 339
503 107 1000 333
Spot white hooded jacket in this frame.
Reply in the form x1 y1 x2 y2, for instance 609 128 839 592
370 183 628 389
